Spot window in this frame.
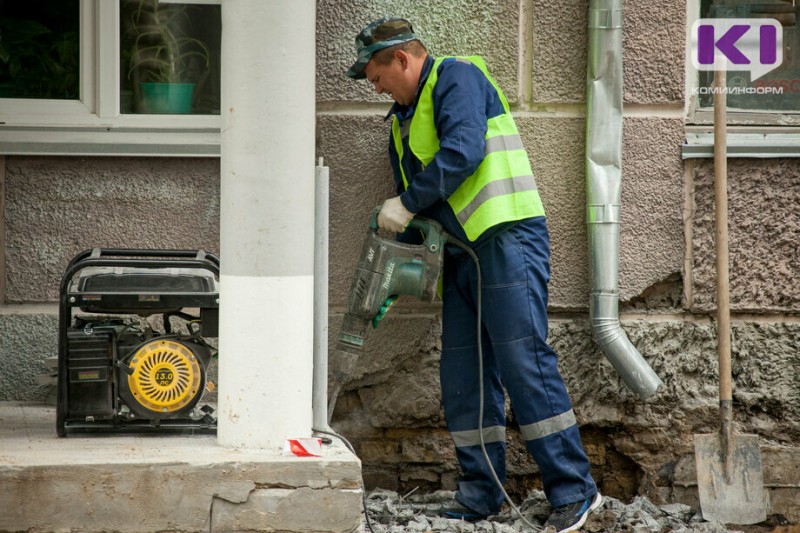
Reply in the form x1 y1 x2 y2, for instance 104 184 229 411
684 0 800 158
120 0 221 115
697 0 800 114
0 0 221 156
0 1 80 100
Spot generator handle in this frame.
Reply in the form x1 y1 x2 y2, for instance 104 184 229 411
59 259 220 305
64 248 219 273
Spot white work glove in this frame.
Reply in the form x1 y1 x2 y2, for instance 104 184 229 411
377 196 414 233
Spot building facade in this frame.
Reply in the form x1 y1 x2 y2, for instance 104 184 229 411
1 0 798 520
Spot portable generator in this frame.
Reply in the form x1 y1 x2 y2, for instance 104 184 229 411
56 249 220 436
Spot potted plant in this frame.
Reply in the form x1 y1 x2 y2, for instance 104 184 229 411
123 0 210 113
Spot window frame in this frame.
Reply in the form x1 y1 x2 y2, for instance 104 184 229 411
0 0 221 157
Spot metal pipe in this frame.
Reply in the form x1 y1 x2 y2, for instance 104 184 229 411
586 0 663 399
313 158 333 432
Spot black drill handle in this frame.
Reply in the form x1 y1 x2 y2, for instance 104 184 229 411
370 206 429 232
369 207 446 249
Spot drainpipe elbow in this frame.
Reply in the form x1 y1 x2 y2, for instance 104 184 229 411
590 292 663 399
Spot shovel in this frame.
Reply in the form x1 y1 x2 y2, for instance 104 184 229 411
694 67 767 525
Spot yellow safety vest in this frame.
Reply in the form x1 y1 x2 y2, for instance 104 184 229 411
391 56 545 241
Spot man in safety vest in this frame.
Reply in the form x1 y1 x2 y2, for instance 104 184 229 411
347 18 601 533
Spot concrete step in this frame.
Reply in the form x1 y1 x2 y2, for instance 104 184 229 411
0 402 363 532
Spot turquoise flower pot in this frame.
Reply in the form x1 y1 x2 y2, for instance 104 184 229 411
140 82 195 114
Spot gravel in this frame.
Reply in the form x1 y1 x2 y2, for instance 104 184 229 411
359 489 753 532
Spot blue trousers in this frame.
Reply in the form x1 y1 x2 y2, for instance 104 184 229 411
440 217 597 515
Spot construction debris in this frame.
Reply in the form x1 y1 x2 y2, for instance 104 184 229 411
360 489 765 532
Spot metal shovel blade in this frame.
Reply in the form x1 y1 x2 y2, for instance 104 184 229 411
694 433 766 525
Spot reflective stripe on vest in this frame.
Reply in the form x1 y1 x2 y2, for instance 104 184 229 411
392 55 545 241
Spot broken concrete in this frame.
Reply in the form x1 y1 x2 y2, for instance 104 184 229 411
360 489 777 532
211 487 363 532
0 402 362 533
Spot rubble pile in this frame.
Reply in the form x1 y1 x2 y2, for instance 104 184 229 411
361 489 762 532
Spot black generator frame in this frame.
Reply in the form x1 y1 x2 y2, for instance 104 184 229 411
56 248 220 437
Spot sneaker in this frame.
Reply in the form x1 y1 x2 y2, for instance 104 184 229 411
434 499 488 522
544 492 602 533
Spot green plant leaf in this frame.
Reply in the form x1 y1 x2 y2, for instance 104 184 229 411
125 0 210 84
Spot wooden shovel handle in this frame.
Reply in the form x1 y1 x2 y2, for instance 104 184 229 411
713 68 732 404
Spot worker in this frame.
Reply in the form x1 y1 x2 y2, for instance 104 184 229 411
346 17 602 533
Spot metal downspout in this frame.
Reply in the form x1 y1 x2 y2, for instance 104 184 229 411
586 0 663 399
313 158 333 433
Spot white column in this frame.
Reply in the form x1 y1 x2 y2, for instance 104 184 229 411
218 0 316 448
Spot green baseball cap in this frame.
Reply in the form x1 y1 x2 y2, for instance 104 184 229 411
347 18 418 79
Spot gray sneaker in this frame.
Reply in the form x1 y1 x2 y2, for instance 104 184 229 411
433 499 488 522
544 492 602 532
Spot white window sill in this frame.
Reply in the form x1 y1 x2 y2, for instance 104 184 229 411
0 125 220 157
682 128 800 159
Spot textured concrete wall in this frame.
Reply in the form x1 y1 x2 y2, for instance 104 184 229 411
0 314 57 401
690 158 800 313
317 0 521 104
619 117 685 302
4 157 220 302
622 0 685 105
532 0 685 105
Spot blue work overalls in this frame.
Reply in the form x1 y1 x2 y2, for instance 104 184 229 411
388 55 597 515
